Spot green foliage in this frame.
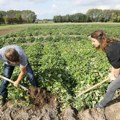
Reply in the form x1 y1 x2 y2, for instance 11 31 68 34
0 23 120 111
0 10 36 24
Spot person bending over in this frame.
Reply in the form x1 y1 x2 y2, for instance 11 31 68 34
0 45 38 107
89 30 120 108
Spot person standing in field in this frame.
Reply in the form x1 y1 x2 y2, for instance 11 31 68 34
0 45 38 107
89 30 120 108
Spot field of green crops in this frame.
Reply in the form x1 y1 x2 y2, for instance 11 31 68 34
0 23 120 111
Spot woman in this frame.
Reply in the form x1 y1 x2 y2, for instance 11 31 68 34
0 45 38 107
89 30 120 108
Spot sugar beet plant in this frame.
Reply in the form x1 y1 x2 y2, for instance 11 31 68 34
0 23 120 111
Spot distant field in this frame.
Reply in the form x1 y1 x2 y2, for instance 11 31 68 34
0 24 34 35
0 23 120 110
0 22 120 35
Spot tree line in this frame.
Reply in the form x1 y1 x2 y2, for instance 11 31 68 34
53 9 120 22
0 10 36 24
0 9 120 24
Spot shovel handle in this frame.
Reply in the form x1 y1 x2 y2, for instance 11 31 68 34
75 77 109 98
0 75 28 91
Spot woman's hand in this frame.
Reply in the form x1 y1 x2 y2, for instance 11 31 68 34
108 67 120 82
108 73 116 82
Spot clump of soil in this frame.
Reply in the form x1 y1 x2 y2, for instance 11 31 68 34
0 86 62 120
28 86 58 110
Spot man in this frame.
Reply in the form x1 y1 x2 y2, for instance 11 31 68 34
0 45 38 107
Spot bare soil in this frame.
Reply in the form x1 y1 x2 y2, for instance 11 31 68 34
0 28 23 35
1 86 120 120
28 86 58 110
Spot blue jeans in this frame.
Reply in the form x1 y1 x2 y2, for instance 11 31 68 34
0 61 38 98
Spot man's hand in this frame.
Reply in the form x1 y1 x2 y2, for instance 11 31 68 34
14 66 26 87
13 80 19 87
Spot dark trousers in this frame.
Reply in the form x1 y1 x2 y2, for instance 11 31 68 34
0 61 38 98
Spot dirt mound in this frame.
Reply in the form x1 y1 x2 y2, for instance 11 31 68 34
28 86 58 110
0 104 61 120
0 103 78 120
78 102 120 120
0 86 62 120
1 86 120 120
1 101 120 120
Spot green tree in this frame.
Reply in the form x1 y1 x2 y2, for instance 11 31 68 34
86 9 103 22
21 10 36 23
16 14 22 24
0 11 6 24
111 10 120 22
53 15 63 22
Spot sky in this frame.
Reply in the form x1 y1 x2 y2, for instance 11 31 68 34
0 0 120 19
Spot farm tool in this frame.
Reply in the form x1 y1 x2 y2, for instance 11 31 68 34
75 77 109 98
0 75 28 91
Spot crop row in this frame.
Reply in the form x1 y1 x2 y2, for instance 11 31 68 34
0 23 120 110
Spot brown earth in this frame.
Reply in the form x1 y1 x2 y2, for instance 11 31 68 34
78 102 120 120
0 28 24 36
28 86 59 110
0 86 120 120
